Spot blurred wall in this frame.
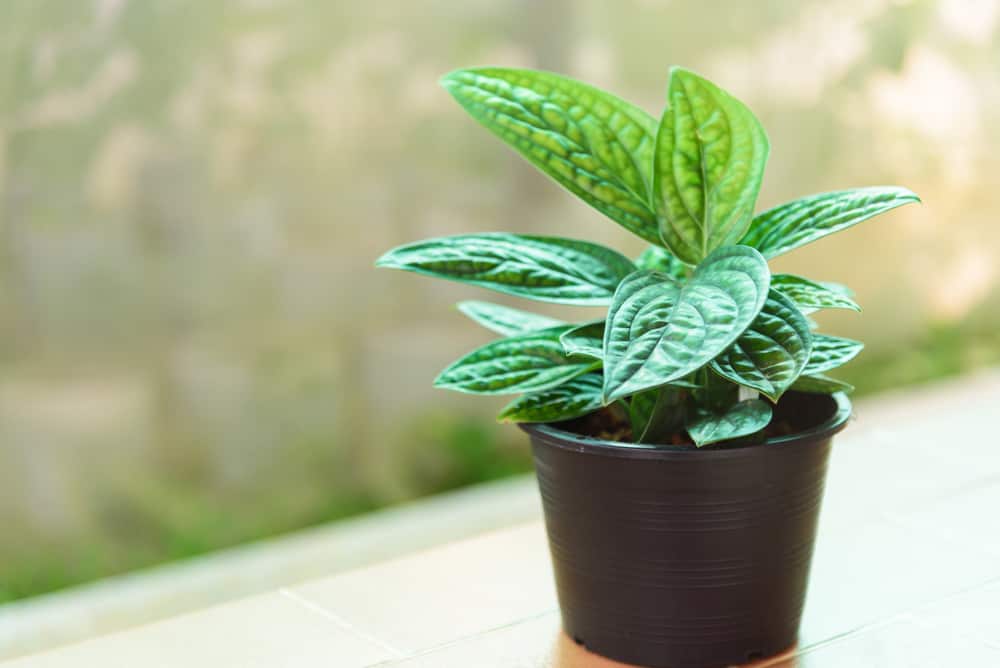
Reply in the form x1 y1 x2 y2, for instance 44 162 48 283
1 0 999 599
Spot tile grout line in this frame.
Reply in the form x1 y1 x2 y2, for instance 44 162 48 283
794 577 1000 661
903 610 1000 653
362 608 560 667
278 589 407 659
897 575 1000 652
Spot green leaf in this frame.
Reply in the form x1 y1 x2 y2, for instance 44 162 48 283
631 386 686 443
710 289 813 401
792 374 854 394
435 327 598 395
740 186 920 259
457 300 564 336
635 245 689 280
628 389 659 436
559 320 604 359
653 67 769 264
498 373 603 423
686 399 772 447
602 245 770 402
771 274 861 312
441 68 662 244
376 234 635 305
802 334 864 376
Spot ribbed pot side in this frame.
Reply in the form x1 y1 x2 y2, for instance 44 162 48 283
522 392 851 668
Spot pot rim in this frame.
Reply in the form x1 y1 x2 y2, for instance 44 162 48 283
520 391 852 460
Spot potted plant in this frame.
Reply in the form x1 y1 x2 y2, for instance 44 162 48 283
377 66 919 668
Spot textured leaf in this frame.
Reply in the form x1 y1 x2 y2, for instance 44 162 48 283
686 399 772 447
559 320 604 359
634 245 688 280
631 386 686 443
792 374 854 394
653 67 769 264
802 334 864 376
771 274 861 312
710 289 813 401
441 68 662 244
376 234 635 305
435 327 598 395
741 186 920 259
498 373 603 423
457 300 564 336
602 245 770 402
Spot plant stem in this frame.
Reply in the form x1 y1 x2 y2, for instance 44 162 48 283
636 386 686 444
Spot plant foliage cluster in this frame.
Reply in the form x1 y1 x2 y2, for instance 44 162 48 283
378 67 919 446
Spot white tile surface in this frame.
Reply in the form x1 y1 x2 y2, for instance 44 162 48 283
1 593 398 668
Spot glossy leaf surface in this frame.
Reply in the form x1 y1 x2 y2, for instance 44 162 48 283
602 245 770 402
435 327 598 395
686 399 772 447
457 300 563 336
802 334 864 376
771 274 861 312
653 67 769 264
497 373 603 423
710 289 813 401
792 374 854 394
376 234 635 305
741 186 920 259
635 245 688 280
559 320 604 359
441 68 661 244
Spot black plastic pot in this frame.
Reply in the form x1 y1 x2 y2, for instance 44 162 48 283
522 391 851 668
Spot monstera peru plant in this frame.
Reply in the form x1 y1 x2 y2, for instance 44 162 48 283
377 66 918 447
377 66 919 668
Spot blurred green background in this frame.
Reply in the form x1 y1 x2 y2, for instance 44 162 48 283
1 0 999 602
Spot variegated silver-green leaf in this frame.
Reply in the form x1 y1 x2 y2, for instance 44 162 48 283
498 373 603 423
602 245 770 402
457 300 564 336
376 234 635 305
710 289 813 401
435 327 598 395
653 67 769 264
802 334 864 376
686 399 772 447
792 374 854 394
741 186 920 259
771 274 861 312
634 245 688 280
441 68 661 244
559 320 604 359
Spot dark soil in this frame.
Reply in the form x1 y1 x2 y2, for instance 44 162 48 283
557 392 823 448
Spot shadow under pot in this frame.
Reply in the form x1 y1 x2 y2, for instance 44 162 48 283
521 391 851 668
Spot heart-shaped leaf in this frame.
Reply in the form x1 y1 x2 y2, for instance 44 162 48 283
435 326 598 395
792 374 854 394
686 399 772 447
376 234 635 305
740 186 920 259
458 300 564 336
634 245 689 280
771 274 861 313
559 320 604 359
441 68 662 244
802 334 864 375
653 67 769 264
602 245 770 402
710 289 813 401
498 373 603 423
